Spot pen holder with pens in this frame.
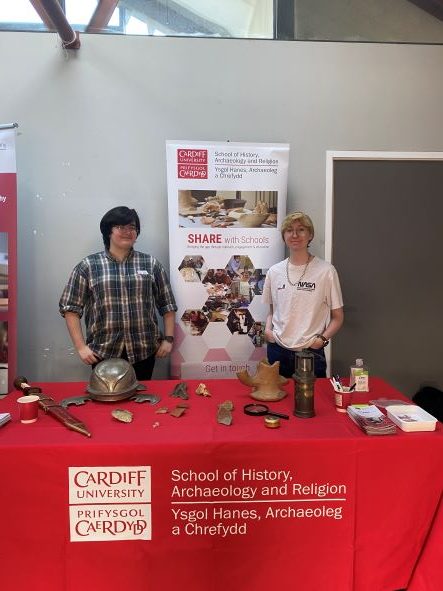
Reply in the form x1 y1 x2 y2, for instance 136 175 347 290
331 380 354 413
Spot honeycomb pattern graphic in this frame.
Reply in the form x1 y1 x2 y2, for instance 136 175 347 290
176 254 268 371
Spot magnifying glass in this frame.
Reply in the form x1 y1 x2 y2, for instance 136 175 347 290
243 403 289 420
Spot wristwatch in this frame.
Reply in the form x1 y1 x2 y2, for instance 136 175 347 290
315 334 329 347
163 336 174 344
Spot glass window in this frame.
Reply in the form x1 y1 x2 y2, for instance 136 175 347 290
293 0 443 44
65 1 119 28
0 0 43 24
0 0 274 38
0 0 442 43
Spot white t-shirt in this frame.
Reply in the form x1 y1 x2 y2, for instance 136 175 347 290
262 257 343 350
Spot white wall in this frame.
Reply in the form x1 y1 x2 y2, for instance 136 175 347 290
1 31 443 381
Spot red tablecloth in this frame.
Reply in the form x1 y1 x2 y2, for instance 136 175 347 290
0 377 442 591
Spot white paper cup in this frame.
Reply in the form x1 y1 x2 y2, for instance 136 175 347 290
17 394 40 423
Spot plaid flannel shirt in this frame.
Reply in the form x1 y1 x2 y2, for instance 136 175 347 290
59 250 177 363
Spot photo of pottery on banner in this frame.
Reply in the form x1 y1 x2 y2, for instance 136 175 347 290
17 394 40 423
178 189 278 228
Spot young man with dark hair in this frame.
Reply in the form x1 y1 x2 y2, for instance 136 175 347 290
99 206 141 249
59 206 177 380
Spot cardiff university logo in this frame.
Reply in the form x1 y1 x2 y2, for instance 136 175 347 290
177 148 208 179
68 466 151 542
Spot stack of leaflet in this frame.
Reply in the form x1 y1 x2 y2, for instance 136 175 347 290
347 404 397 435
0 412 11 427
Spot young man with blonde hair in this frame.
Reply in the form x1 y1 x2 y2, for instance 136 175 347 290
262 212 343 377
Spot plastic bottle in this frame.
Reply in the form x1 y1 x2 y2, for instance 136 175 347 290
350 358 369 392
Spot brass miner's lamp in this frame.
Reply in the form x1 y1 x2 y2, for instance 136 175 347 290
293 349 316 418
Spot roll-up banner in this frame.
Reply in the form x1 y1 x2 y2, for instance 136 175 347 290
166 141 289 379
0 127 17 394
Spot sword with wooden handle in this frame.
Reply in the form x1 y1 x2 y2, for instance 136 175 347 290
14 376 92 437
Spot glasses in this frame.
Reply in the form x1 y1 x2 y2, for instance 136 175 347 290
114 224 137 233
285 227 309 236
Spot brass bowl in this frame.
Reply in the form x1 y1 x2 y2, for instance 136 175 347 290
264 416 281 428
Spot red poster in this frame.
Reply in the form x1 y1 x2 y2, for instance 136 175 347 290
0 126 17 394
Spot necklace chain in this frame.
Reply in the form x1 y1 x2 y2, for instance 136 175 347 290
286 256 311 287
